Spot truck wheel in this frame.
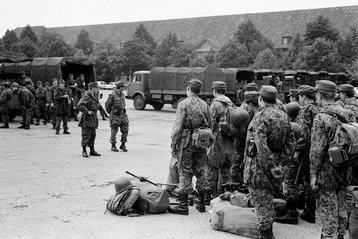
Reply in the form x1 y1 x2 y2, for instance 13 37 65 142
133 95 146 110
171 97 185 109
152 103 164 111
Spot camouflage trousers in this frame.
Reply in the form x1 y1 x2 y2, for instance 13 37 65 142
81 127 96 147
50 106 57 126
178 143 207 195
164 156 193 193
21 108 33 126
35 101 48 123
248 187 274 231
109 123 128 144
206 159 231 194
231 150 245 184
317 189 347 238
55 116 68 132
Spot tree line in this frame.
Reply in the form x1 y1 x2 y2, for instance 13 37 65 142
1 15 358 82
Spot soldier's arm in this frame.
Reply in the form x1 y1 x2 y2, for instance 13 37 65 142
77 95 90 114
171 101 186 148
282 122 296 166
105 94 114 113
256 117 276 169
309 114 328 175
295 108 311 151
209 102 218 130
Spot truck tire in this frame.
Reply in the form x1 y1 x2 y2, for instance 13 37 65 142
152 103 164 111
134 95 146 110
171 97 185 109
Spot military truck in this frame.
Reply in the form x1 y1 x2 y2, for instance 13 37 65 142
126 67 254 110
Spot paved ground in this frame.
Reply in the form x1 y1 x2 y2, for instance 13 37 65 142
0 90 337 238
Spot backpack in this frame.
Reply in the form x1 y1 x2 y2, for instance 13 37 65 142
106 186 141 216
218 103 236 137
322 110 358 168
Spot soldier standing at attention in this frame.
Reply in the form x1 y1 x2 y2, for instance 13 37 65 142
0 81 12 128
54 79 71 135
310 80 354 239
105 81 129 152
244 85 296 238
34 81 48 125
169 79 211 215
77 82 102 158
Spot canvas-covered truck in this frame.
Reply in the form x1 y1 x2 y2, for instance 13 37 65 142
126 67 250 110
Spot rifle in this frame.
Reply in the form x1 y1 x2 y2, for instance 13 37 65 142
294 159 303 185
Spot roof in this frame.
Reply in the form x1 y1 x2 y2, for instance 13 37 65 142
193 37 222 51
0 51 32 63
13 57 95 67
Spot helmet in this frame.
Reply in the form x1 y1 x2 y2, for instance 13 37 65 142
114 177 132 193
230 108 250 127
285 102 301 120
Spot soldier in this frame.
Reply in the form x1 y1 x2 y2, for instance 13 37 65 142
54 79 71 135
169 79 211 215
77 82 103 158
310 80 353 239
34 81 48 125
338 84 358 118
244 85 296 238
44 82 51 122
11 82 34 130
105 81 129 152
288 89 299 103
47 78 58 129
206 81 236 197
241 91 260 121
289 85 320 224
0 81 12 128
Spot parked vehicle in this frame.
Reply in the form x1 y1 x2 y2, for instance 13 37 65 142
106 82 116 90
97 81 107 89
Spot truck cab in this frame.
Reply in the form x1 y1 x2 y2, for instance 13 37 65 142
126 71 151 110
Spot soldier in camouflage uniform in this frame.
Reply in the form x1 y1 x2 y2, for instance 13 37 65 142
105 81 129 152
0 81 12 128
244 85 296 238
12 82 34 130
34 81 48 125
169 79 211 215
54 79 71 135
77 82 103 158
47 79 58 129
310 80 354 239
288 89 299 103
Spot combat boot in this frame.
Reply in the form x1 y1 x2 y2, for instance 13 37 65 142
111 143 119 152
275 197 298 224
90 146 101 156
301 197 316 223
204 190 213 206
0 123 9 128
196 191 205 213
82 147 88 158
259 227 273 239
168 193 189 215
35 120 40 126
63 130 70 134
24 124 30 130
120 142 128 152
18 124 25 129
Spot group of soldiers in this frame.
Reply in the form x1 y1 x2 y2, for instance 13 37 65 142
169 78 358 239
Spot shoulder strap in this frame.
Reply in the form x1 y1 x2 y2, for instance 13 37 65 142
321 109 348 124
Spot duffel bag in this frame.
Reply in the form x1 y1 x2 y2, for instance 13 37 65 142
210 197 259 238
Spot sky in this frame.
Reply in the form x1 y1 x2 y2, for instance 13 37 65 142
0 0 357 37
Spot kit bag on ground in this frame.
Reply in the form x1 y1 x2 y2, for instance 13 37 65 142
210 197 259 238
322 110 358 168
132 181 170 214
106 186 141 216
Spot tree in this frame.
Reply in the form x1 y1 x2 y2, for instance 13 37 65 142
155 31 179 66
215 40 251 68
91 41 118 82
17 37 37 57
2 29 19 50
234 20 263 46
204 49 217 66
304 15 339 45
190 56 208 67
38 32 73 57
168 42 193 67
75 29 93 55
252 48 278 69
133 24 157 56
294 38 341 72
20 25 37 44
337 26 358 64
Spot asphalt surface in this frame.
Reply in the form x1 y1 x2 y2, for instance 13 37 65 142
0 90 338 239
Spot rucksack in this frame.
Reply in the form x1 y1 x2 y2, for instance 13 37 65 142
106 186 141 216
218 103 236 137
322 110 358 168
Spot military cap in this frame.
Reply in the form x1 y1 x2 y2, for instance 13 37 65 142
338 84 355 94
187 79 202 90
212 81 226 90
11 82 19 88
244 82 258 92
298 85 315 96
116 81 125 89
314 80 337 92
259 85 277 102
37 81 42 85
244 91 259 102
58 79 65 84
287 89 299 97
285 102 302 120
88 82 99 89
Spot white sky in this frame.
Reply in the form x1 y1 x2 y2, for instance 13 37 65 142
1 0 357 37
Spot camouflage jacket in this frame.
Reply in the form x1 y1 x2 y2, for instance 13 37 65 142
244 104 296 189
77 90 101 128
240 101 258 122
18 87 34 109
344 98 358 118
105 90 128 126
54 87 70 116
46 85 57 104
35 86 48 102
171 95 211 149
0 88 12 111
295 102 320 151
310 102 355 190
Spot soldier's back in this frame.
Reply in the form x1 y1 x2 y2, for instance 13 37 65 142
181 96 210 130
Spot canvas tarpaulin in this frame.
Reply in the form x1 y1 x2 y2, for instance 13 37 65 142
0 51 32 63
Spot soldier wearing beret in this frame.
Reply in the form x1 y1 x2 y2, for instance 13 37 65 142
105 81 129 152
288 89 299 103
206 81 237 200
169 79 211 215
310 80 355 239
34 81 48 126
0 81 12 128
54 79 71 135
77 82 104 158
244 85 296 238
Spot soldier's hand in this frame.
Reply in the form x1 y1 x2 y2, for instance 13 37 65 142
270 166 284 178
310 174 318 191
87 111 94 115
